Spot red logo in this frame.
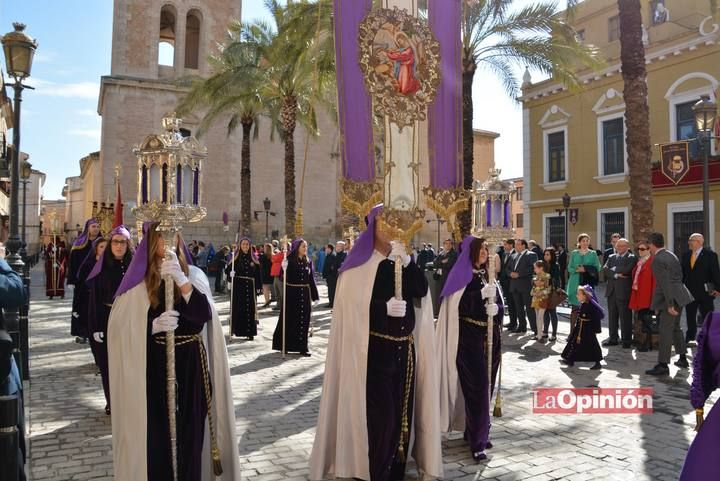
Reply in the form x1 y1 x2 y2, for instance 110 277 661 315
533 388 654 414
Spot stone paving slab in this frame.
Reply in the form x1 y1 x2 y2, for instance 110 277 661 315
24 265 717 480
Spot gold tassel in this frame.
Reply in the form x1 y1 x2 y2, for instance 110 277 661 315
397 428 408 462
493 356 503 418
695 408 704 432
212 448 224 476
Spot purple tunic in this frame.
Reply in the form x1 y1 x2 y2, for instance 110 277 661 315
366 259 427 481
680 312 720 480
272 256 319 353
226 253 261 337
69 242 95 338
561 300 603 363
146 284 211 481
457 273 503 453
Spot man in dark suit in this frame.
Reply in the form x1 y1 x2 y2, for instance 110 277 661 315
602 238 637 348
603 233 621 264
432 238 457 294
557 244 568 290
499 239 517 330
528 240 543 259
645 232 694 376
507 239 538 334
682 233 720 343
322 241 347 308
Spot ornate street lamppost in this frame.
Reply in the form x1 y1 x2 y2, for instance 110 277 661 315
254 197 276 241
20 159 31 261
2 22 37 382
692 95 717 238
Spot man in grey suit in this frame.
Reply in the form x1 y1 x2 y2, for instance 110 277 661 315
645 232 694 376
602 238 637 348
507 239 538 334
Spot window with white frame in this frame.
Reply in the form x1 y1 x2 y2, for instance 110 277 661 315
547 131 566 183
676 101 699 159
600 211 625 250
545 216 566 248
602 117 625 175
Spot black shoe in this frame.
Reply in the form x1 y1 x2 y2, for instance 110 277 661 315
504 322 516 329
248 336 254 341
549 335 557 342
472 451 487 462
590 362 602 370
513 328 527 334
645 364 670 376
622 342 632 349
301 352 312 357
602 338 619 347
674 356 689 368
505 325 518 331
560 359 574 366
485 441 493 449
638 346 651 352
105 405 111 416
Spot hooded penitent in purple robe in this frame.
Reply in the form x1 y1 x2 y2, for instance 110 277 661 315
86 225 132 411
309 204 443 481
272 238 319 354
436 235 504 458
561 284 604 363
225 237 261 339
68 218 100 338
679 312 720 480
107 221 241 481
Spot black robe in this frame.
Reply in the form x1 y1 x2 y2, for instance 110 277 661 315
272 256 319 353
87 258 128 408
68 242 94 338
457 273 503 453
226 253 261 338
366 259 427 481
561 300 603 363
146 283 212 481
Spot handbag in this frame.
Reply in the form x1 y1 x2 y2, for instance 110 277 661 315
639 309 659 334
548 288 567 310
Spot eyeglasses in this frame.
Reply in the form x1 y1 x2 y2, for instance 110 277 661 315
111 239 128 245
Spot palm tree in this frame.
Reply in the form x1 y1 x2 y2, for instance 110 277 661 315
176 23 265 235
459 0 599 235
617 0 652 244
256 0 336 235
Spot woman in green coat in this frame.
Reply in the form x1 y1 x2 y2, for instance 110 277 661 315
566 233 602 310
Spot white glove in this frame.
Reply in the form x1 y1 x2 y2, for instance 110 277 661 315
486 303 499 318
152 310 179 335
93 332 104 343
160 251 189 287
386 298 407 318
281 258 289 272
481 284 497 300
389 241 411 267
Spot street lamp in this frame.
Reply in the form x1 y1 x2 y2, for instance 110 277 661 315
693 95 717 239
2 22 37 383
254 197 276 241
20 159 31 260
425 214 446 250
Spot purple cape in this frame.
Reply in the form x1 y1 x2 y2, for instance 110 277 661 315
338 203 383 274
440 235 477 299
72 217 100 250
78 237 106 280
87 225 132 282
578 284 605 321
114 222 155 298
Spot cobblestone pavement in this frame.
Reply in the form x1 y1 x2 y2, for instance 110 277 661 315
25 265 718 480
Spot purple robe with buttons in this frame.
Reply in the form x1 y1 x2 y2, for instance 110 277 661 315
680 312 720 480
272 255 319 353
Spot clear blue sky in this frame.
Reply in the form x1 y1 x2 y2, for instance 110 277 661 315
1 0 522 200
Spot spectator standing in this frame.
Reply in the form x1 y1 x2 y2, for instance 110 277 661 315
530 260 552 342
316 244 326 275
195 241 209 274
543 247 562 341
603 233 621 263
645 232 694 376
271 242 286 311
681 233 720 343
528 240 543 259
259 243 274 307
567 233 602 322
500 239 517 331
557 244 568 289
432 239 458 294
507 239 538 334
602 238 637 348
213 246 230 294
629 241 656 352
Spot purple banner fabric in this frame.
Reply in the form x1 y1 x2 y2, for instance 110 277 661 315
428 0 462 188
334 0 374 182
504 200 509 228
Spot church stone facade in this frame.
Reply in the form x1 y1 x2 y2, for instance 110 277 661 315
95 0 342 246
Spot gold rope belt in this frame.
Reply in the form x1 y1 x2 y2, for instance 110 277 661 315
236 276 255 281
286 283 310 288
369 330 414 462
460 317 488 327
576 316 591 343
154 333 222 471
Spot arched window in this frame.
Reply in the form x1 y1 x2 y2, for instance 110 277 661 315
185 11 201 69
158 6 176 67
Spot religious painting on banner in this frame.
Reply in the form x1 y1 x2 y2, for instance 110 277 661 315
569 209 579 225
660 141 690 185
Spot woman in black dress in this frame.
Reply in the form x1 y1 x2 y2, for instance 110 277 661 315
272 238 319 356
226 237 261 340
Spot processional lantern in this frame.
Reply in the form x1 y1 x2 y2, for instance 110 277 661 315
471 168 516 244
131 112 207 481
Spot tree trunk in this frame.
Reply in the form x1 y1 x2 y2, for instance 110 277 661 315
619 0 654 244
458 51 477 237
282 95 298 235
240 118 253 237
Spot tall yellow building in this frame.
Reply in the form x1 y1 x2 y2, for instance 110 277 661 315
521 0 718 257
